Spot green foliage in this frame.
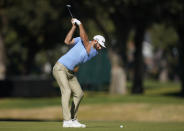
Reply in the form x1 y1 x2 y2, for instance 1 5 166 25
1 0 184 95
150 24 178 49
2 0 70 74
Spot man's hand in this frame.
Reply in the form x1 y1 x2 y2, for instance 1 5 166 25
72 18 81 26
71 19 77 27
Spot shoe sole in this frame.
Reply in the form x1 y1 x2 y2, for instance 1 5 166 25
63 125 86 128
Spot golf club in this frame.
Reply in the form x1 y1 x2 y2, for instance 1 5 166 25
66 5 73 18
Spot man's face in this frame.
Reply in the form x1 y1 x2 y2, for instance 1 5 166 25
94 40 102 50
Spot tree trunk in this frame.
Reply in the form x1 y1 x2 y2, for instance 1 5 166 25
0 7 7 79
23 38 39 75
177 27 184 96
109 49 127 94
132 26 145 94
92 14 129 95
0 34 6 80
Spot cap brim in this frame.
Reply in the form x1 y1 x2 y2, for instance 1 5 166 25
99 42 106 48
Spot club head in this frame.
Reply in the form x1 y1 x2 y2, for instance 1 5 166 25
66 5 71 8
66 4 73 18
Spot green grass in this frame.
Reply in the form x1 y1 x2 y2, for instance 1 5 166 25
0 80 184 131
0 92 184 109
0 121 184 131
0 97 61 109
0 80 183 109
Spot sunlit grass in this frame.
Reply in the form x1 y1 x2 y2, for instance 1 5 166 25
0 80 184 123
0 121 184 131
0 80 183 110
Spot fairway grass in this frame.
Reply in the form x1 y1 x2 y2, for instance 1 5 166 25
1 103 184 122
0 121 184 131
0 81 184 122
0 80 184 130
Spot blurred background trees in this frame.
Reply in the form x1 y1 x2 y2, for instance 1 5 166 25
0 0 184 96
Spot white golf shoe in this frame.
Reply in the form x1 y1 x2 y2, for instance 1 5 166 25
63 119 86 128
72 119 86 128
63 120 73 128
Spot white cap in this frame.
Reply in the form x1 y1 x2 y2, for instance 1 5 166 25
93 35 106 48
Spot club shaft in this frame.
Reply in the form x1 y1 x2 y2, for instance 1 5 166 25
67 7 73 18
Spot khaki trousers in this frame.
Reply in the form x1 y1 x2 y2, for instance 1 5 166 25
53 62 84 120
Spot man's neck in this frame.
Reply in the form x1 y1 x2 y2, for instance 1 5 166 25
91 41 96 49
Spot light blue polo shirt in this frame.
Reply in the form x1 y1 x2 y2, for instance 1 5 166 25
58 37 98 70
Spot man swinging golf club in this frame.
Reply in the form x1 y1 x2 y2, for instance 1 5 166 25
53 18 106 128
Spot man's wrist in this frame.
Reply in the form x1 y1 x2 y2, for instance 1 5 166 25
72 25 76 28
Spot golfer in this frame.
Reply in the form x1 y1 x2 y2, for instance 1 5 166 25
53 18 106 128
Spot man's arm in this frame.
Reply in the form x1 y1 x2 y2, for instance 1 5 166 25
64 20 76 45
78 24 91 54
73 18 91 54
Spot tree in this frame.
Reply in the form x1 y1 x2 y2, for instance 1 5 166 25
129 0 158 93
169 0 184 95
3 0 69 75
71 0 160 94
159 0 184 95
0 0 8 79
73 0 130 94
97 0 161 94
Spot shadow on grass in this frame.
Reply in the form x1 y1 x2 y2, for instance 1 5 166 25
163 91 184 98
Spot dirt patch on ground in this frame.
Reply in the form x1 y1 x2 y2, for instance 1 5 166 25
0 103 184 122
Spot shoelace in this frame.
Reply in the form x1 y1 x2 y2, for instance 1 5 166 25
72 119 78 122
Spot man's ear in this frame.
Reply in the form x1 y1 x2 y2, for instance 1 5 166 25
94 40 98 44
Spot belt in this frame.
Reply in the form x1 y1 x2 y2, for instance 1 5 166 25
57 62 75 74
68 70 75 74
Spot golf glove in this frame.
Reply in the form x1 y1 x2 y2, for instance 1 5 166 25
72 19 81 25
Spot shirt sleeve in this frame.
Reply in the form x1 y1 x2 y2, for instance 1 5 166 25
74 37 81 45
88 47 98 60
